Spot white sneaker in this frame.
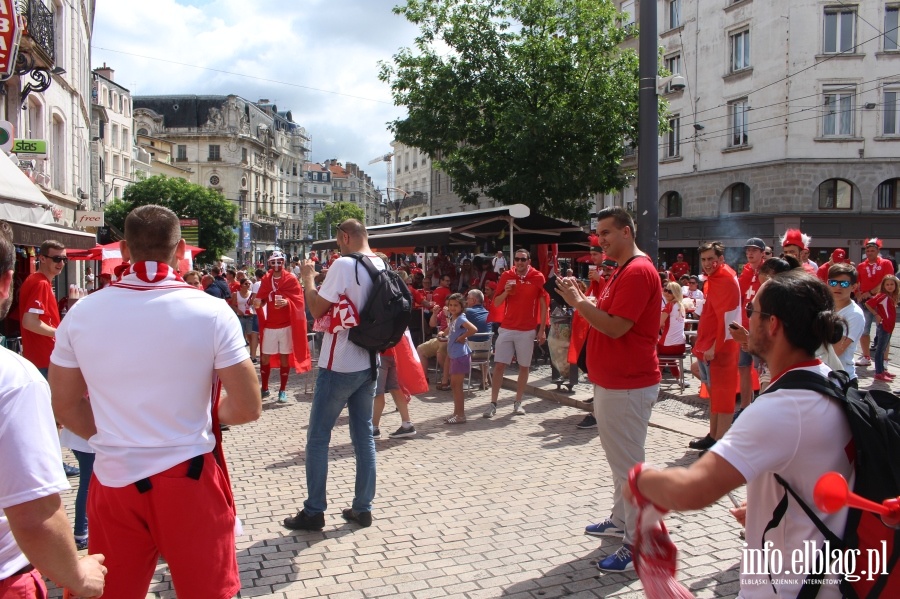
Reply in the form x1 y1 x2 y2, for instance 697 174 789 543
513 401 526 415
854 356 872 367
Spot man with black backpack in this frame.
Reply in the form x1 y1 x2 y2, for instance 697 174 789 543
283 219 382 532
625 271 858 597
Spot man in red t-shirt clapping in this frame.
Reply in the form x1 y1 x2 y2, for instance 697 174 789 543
483 249 546 418
555 207 662 573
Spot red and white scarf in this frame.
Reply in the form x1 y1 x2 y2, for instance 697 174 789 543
111 261 193 291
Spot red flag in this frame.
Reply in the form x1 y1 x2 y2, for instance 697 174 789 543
389 330 429 400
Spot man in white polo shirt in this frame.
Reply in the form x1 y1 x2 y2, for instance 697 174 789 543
49 205 261 598
284 219 381 531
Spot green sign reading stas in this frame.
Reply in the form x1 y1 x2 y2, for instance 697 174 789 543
12 139 48 155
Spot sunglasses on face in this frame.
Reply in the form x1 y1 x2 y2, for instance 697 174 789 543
746 303 772 319
514 257 528 262
828 279 851 288
270 260 284 265
47 256 68 264
663 289 672 294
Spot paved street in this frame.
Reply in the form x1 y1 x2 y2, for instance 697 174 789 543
50 340 898 598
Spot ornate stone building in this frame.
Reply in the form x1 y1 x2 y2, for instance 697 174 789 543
132 95 311 263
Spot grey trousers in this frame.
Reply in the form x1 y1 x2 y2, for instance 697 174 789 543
593 382 659 545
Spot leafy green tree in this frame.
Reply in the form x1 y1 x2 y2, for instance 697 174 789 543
104 175 237 264
380 0 663 221
310 202 366 238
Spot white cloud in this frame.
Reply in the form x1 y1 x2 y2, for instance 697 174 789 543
92 0 420 190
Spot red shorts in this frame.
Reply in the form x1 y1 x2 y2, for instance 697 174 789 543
0 568 46 599
87 453 239 599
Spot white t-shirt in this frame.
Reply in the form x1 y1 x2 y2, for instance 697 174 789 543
51 285 248 487
235 291 254 315
837 302 864 380
492 255 508 273
317 254 384 373
661 302 685 347
711 363 853 599
0 348 70 579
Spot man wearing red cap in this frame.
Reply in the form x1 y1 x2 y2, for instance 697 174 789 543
855 238 895 367
816 248 850 283
780 229 816 274
670 253 690 281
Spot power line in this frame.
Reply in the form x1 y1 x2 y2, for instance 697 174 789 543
656 79 893 150
673 20 900 129
91 46 393 105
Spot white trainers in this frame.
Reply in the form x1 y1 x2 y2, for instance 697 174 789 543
854 356 872 367
513 401 526 415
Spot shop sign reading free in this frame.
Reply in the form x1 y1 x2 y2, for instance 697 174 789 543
0 0 22 82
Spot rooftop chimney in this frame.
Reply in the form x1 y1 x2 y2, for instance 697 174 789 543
95 62 115 81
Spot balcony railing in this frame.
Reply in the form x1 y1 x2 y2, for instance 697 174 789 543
21 0 55 63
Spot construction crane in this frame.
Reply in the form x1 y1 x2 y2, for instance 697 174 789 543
368 152 394 201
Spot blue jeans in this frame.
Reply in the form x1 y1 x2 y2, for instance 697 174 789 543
873 324 892 374
72 450 95 536
304 368 377 516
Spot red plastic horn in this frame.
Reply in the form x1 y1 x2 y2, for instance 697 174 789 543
814 472 890 517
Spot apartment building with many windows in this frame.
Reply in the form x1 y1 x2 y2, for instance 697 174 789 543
609 0 900 265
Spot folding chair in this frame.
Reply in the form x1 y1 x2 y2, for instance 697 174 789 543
466 332 494 390
658 351 690 393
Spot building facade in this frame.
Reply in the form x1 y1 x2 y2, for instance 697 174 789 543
609 0 900 266
132 95 311 264
91 65 135 205
1 0 96 230
388 140 504 222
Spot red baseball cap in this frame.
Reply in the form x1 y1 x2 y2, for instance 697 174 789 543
831 248 849 263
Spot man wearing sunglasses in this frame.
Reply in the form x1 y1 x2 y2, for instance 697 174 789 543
483 248 547 418
254 251 311 403
827 263 864 388
19 240 67 378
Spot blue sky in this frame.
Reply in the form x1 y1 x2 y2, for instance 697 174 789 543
92 0 422 191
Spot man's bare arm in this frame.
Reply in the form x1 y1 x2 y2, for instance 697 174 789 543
49 365 95 439
636 452 746 511
22 312 56 337
217 359 262 425
6 495 106 597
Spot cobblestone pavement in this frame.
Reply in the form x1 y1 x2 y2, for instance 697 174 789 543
49 343 898 598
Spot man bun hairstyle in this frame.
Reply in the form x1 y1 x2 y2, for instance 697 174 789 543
758 271 846 355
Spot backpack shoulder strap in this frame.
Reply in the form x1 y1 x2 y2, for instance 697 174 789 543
763 369 844 402
349 252 380 285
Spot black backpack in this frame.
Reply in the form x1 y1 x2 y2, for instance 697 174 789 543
763 369 900 598
347 253 413 378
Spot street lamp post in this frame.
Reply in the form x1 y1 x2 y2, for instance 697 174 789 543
383 186 409 223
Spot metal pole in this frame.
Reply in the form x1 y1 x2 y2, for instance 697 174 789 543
637 0 659 265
